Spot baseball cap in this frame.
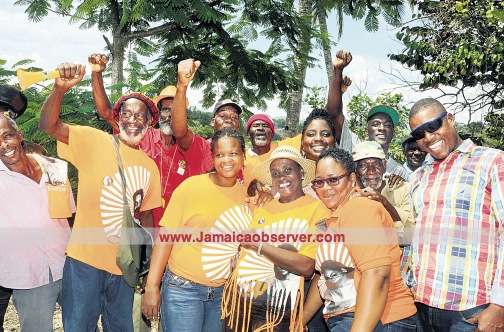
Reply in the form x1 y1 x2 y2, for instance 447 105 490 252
213 99 242 116
367 105 399 126
401 136 416 150
246 114 275 135
152 85 189 107
352 141 386 162
0 84 28 119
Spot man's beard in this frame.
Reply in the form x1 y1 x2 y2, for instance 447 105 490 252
159 119 173 136
361 177 383 190
251 133 269 147
118 123 148 147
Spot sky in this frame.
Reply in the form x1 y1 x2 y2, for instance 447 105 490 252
0 2 471 125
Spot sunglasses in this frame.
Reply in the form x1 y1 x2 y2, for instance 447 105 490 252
312 172 351 189
410 111 448 140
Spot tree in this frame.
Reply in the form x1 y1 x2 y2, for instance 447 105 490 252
284 0 411 137
16 0 304 109
1 57 109 195
389 0 504 116
347 91 410 163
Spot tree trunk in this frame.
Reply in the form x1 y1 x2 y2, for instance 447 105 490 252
285 0 314 138
108 0 127 93
317 4 333 83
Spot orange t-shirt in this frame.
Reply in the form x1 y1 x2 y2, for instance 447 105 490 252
58 126 161 275
277 134 301 152
330 197 416 324
160 174 251 287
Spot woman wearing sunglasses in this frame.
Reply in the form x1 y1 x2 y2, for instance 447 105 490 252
303 147 417 331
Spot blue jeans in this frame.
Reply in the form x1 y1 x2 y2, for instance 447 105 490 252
161 268 223 332
327 312 354 332
328 312 418 332
11 273 61 332
416 302 489 332
373 313 418 331
61 257 134 332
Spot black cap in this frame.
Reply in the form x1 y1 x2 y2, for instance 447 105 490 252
212 99 242 116
402 136 417 149
0 84 28 119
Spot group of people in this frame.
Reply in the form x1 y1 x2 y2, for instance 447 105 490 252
0 48 502 332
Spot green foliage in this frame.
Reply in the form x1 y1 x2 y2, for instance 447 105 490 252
1 58 111 196
346 92 410 163
389 0 504 113
304 85 327 109
482 112 504 149
16 0 306 113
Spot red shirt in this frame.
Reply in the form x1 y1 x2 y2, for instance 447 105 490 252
140 128 213 226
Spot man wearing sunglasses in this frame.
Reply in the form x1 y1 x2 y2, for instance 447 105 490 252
401 136 427 181
408 97 504 331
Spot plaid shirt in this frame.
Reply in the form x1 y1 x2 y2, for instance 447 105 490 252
410 139 504 310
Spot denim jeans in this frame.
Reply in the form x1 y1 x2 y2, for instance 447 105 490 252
11 271 61 332
160 268 223 332
0 286 12 332
328 312 418 332
61 257 134 332
373 313 418 331
327 312 354 332
416 302 489 332
304 279 329 332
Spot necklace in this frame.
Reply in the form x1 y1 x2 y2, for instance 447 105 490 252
160 138 177 208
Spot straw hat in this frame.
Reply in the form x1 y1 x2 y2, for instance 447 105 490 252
352 141 386 162
152 85 189 107
252 146 316 187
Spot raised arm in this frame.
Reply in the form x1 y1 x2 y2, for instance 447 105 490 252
39 62 86 144
325 50 352 144
171 59 201 151
88 53 118 131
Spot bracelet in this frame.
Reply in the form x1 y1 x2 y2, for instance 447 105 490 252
256 243 264 256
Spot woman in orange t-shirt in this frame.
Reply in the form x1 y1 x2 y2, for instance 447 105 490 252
303 147 418 332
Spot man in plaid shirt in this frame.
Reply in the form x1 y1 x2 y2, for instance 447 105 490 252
408 97 504 331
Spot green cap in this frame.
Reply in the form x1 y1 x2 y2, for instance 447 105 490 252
367 105 399 126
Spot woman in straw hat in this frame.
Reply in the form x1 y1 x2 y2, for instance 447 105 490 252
302 147 417 331
222 145 329 332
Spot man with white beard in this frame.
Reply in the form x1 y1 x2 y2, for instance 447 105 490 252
351 140 413 246
89 55 213 332
39 61 161 332
89 54 213 229
243 114 277 193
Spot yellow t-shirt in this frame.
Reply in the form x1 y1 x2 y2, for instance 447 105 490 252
58 126 161 275
224 195 328 331
277 134 302 152
160 173 251 287
243 144 278 192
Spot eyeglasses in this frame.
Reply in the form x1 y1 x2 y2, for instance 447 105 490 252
311 172 351 188
120 110 148 122
410 111 447 140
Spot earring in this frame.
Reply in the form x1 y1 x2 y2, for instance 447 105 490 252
352 182 355 188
